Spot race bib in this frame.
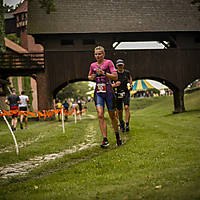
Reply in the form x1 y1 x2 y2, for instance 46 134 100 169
118 92 125 98
96 83 106 93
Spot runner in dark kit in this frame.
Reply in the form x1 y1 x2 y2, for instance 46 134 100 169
112 59 132 132
5 88 21 131
88 46 122 147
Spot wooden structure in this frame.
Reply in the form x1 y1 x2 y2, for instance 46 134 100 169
2 0 44 109
8 0 200 112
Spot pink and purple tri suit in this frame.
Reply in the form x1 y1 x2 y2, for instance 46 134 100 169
89 59 116 111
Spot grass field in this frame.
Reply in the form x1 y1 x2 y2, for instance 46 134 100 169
0 91 200 200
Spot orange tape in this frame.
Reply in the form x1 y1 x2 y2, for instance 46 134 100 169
0 108 85 119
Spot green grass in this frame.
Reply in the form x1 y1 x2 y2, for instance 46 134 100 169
0 91 200 200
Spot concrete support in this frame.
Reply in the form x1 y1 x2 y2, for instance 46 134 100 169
173 88 185 113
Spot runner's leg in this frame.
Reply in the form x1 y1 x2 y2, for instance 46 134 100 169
96 106 107 138
116 99 125 132
13 117 17 129
106 92 122 146
124 105 130 123
25 116 28 128
108 110 118 133
124 94 130 131
20 114 23 129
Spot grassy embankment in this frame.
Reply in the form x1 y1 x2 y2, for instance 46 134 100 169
0 91 199 200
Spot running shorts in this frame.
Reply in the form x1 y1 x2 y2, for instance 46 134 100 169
94 84 116 111
116 92 130 110
19 106 28 111
10 106 19 118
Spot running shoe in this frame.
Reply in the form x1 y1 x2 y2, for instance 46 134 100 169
120 121 125 133
126 125 130 132
116 137 122 146
100 140 109 148
20 123 23 129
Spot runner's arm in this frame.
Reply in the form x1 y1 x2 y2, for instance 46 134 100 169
5 98 9 105
129 74 133 85
17 96 21 105
96 68 117 81
128 73 133 90
88 73 96 80
88 65 96 80
112 81 121 87
105 71 118 81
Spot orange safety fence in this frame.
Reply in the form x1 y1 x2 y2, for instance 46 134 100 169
0 108 86 119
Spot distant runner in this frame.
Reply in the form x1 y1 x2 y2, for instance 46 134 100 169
55 100 62 121
19 91 29 129
5 88 21 131
88 46 122 148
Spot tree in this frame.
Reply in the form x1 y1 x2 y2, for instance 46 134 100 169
0 0 6 53
38 0 56 14
56 81 93 101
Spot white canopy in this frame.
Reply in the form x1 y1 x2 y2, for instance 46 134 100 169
146 80 168 90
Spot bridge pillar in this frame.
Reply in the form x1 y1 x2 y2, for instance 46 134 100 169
173 89 185 113
36 72 54 110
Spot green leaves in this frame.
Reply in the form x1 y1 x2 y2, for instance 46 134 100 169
38 0 57 14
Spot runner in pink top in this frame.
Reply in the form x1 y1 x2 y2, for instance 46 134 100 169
89 59 116 84
88 46 122 148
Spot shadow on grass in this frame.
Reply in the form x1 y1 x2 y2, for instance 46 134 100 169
163 109 200 117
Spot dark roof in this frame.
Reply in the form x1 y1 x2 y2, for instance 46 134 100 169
28 0 200 34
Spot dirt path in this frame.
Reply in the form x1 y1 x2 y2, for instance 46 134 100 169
0 114 98 179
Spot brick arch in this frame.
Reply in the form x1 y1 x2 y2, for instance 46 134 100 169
53 78 89 99
183 77 200 90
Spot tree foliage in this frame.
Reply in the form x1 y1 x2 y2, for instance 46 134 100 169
38 0 56 14
0 0 6 53
56 81 94 101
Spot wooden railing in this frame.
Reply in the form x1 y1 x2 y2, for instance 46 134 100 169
0 53 44 69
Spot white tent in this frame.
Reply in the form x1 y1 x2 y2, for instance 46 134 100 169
146 80 168 90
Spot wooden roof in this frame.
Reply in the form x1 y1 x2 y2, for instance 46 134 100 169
28 0 200 34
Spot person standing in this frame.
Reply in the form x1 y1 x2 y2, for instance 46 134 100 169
88 46 122 148
19 91 29 129
5 88 21 131
55 100 62 121
63 99 69 121
77 98 83 116
112 59 132 132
